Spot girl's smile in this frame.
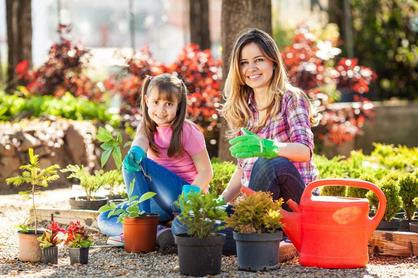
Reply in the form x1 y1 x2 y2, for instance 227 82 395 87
145 88 179 127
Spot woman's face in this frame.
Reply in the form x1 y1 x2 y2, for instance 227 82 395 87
239 42 274 93
145 88 179 127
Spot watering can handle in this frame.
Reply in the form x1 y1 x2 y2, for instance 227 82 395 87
301 178 387 232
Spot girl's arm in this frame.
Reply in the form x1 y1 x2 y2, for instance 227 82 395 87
221 168 243 203
131 121 149 151
191 149 213 192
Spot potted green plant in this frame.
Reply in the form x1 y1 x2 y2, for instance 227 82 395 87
61 165 108 210
174 191 227 276
411 198 418 233
100 169 126 203
398 172 418 231
367 173 403 231
99 183 158 253
37 221 65 264
64 221 94 265
6 148 60 262
225 191 283 271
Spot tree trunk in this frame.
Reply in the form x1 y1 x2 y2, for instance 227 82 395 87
6 0 32 91
218 0 272 160
189 0 211 50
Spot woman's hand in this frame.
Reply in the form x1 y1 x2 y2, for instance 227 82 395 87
229 129 279 159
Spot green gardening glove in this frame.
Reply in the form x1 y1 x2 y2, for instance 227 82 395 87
229 128 279 159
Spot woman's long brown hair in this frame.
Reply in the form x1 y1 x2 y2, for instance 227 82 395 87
140 73 188 157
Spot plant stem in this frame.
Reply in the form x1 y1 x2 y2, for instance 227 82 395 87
32 184 38 234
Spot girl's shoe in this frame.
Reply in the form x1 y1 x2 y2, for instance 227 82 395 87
156 227 176 254
107 234 124 247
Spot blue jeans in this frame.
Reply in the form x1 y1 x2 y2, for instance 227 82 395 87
171 157 306 253
97 157 188 236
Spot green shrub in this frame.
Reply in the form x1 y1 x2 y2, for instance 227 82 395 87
209 159 236 196
367 173 402 221
225 191 283 234
175 191 227 239
398 172 418 220
346 173 377 199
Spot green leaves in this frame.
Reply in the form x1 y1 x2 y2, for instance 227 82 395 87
97 190 157 224
176 192 227 239
97 127 123 169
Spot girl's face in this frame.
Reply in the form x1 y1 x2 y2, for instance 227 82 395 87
239 42 274 93
145 88 179 127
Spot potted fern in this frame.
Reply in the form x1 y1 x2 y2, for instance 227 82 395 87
61 165 108 210
225 191 283 271
6 148 60 262
174 191 227 276
37 221 65 264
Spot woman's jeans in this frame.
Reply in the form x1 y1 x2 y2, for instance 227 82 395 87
172 157 306 254
97 157 188 236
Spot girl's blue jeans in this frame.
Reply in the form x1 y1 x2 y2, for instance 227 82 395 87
172 157 306 254
97 157 188 236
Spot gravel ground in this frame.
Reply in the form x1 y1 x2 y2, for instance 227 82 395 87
0 188 417 278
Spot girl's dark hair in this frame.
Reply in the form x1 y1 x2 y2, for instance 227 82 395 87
141 73 188 157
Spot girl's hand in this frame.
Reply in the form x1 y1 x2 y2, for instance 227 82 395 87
123 146 147 172
229 128 279 159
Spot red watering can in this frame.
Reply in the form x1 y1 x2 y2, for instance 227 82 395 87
241 178 386 268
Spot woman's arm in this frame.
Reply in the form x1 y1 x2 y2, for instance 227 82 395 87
221 168 243 203
191 149 213 192
275 142 311 162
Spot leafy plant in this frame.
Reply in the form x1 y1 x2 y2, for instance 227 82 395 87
225 192 283 234
209 159 236 195
6 148 60 234
100 169 124 197
346 173 377 199
61 165 106 201
38 221 65 249
99 180 156 223
367 173 403 221
175 191 227 239
398 172 418 220
64 221 93 248
96 127 123 169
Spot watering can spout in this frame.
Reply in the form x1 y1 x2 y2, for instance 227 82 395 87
280 199 302 251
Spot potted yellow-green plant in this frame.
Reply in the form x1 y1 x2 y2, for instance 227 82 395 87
61 165 108 210
6 148 60 262
174 191 227 276
225 191 283 271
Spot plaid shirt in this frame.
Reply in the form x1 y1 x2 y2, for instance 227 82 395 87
237 90 318 186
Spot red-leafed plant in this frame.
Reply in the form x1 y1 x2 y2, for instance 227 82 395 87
15 24 103 102
64 221 93 248
37 221 65 249
282 25 377 144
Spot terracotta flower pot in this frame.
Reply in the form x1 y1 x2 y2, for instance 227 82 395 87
18 229 44 262
123 214 159 253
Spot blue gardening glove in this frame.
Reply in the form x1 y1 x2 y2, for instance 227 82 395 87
179 184 201 212
229 128 279 159
123 146 146 173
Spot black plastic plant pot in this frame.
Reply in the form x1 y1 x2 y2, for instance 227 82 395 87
69 247 89 265
377 220 400 231
233 231 282 272
175 233 225 276
69 196 108 210
409 222 418 233
42 246 58 264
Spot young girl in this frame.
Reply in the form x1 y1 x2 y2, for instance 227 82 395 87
220 28 318 209
98 74 213 247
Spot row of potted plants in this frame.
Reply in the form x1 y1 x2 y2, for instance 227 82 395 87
37 221 93 264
